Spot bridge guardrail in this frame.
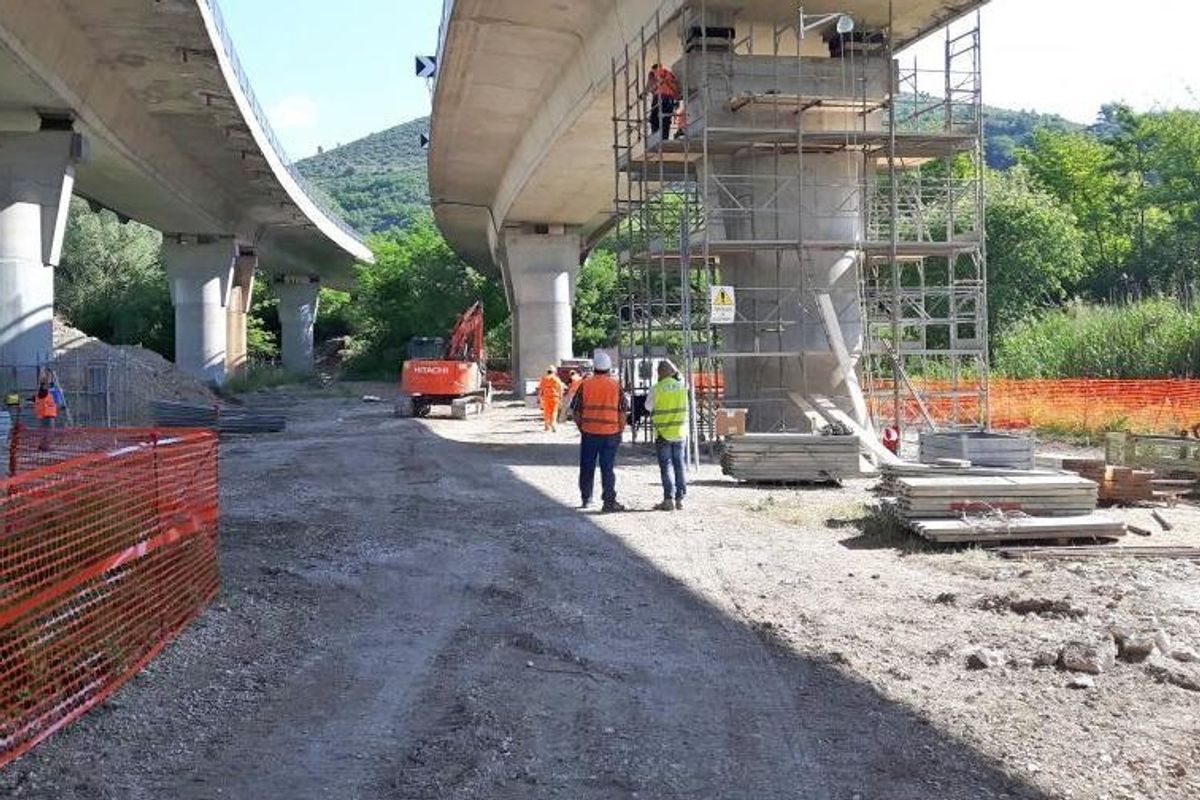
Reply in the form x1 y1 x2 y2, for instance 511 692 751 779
201 0 365 247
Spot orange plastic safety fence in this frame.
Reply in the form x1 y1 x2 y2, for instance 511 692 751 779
0 429 219 768
990 379 1200 435
868 379 1200 435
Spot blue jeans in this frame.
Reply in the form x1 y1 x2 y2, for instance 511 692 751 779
579 433 621 505
656 438 686 501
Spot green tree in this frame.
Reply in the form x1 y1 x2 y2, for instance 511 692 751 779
56 198 174 356
985 169 1087 333
1017 129 1134 291
573 248 620 354
345 214 508 375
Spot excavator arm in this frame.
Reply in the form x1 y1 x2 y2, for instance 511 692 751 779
446 300 485 364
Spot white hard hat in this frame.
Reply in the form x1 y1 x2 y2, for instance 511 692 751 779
593 351 613 371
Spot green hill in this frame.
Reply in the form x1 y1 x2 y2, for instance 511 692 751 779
982 105 1084 168
297 117 430 235
299 105 1079 237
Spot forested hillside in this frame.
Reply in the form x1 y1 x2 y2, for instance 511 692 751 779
296 117 430 234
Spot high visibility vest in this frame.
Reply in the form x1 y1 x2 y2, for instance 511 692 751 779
538 374 563 401
650 376 688 441
650 67 680 100
35 393 57 419
577 375 624 435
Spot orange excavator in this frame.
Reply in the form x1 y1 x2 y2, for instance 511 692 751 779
396 301 490 419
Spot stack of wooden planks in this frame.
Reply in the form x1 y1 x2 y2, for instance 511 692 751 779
879 462 1050 495
895 475 1099 519
919 431 1035 470
911 514 1125 544
1061 458 1155 504
721 433 860 483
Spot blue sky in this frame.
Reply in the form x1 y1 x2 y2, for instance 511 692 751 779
219 0 442 159
220 0 1198 160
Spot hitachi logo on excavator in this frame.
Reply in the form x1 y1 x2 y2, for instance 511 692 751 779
411 365 451 375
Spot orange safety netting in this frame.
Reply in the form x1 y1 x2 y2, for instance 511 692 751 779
869 379 1200 434
0 428 219 768
989 379 1200 435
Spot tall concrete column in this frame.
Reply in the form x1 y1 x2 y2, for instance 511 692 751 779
721 151 865 430
225 251 257 377
503 226 580 390
0 131 83 365
163 237 236 384
275 277 320 375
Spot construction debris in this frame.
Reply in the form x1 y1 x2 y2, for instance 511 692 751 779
721 432 859 483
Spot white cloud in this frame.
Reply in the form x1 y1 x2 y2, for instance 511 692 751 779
268 95 319 131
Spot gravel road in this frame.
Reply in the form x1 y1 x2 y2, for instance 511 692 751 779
2 389 1196 799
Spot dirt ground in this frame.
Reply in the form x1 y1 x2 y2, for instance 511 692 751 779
2 388 1198 799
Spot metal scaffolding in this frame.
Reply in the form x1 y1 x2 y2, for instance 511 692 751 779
611 1 987 454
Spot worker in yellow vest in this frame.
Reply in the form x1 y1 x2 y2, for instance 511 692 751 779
537 366 565 432
570 352 628 512
645 359 689 510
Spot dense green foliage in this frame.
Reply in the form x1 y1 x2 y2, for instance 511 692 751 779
573 249 621 355
339 214 507 376
296 118 430 234
995 299 1200 378
984 169 1086 332
57 199 175 355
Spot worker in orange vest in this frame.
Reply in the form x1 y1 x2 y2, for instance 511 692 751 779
646 62 681 140
569 352 628 512
33 379 57 451
537 366 565 432
560 369 584 424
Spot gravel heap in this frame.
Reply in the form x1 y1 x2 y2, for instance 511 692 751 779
53 317 218 408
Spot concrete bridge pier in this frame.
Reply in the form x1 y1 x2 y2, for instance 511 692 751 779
275 276 321 375
503 226 579 390
226 250 257 378
163 237 237 385
0 131 82 365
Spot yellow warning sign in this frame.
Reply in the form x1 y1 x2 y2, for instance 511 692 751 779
710 285 736 324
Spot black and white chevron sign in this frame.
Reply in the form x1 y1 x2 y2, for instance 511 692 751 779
415 55 438 79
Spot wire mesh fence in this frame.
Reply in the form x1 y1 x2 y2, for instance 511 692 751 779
0 428 219 768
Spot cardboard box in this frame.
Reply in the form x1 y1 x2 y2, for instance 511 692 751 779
714 407 748 437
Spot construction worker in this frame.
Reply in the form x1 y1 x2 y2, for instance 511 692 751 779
47 371 67 427
33 379 57 451
560 369 584 425
646 62 681 140
645 360 689 510
570 351 628 512
537 366 565 432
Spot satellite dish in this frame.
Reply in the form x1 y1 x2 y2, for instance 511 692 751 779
836 14 855 34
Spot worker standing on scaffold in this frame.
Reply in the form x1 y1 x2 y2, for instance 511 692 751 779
646 62 681 140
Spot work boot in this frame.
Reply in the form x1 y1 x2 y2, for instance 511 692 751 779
601 501 626 514
675 498 684 511
654 499 675 511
